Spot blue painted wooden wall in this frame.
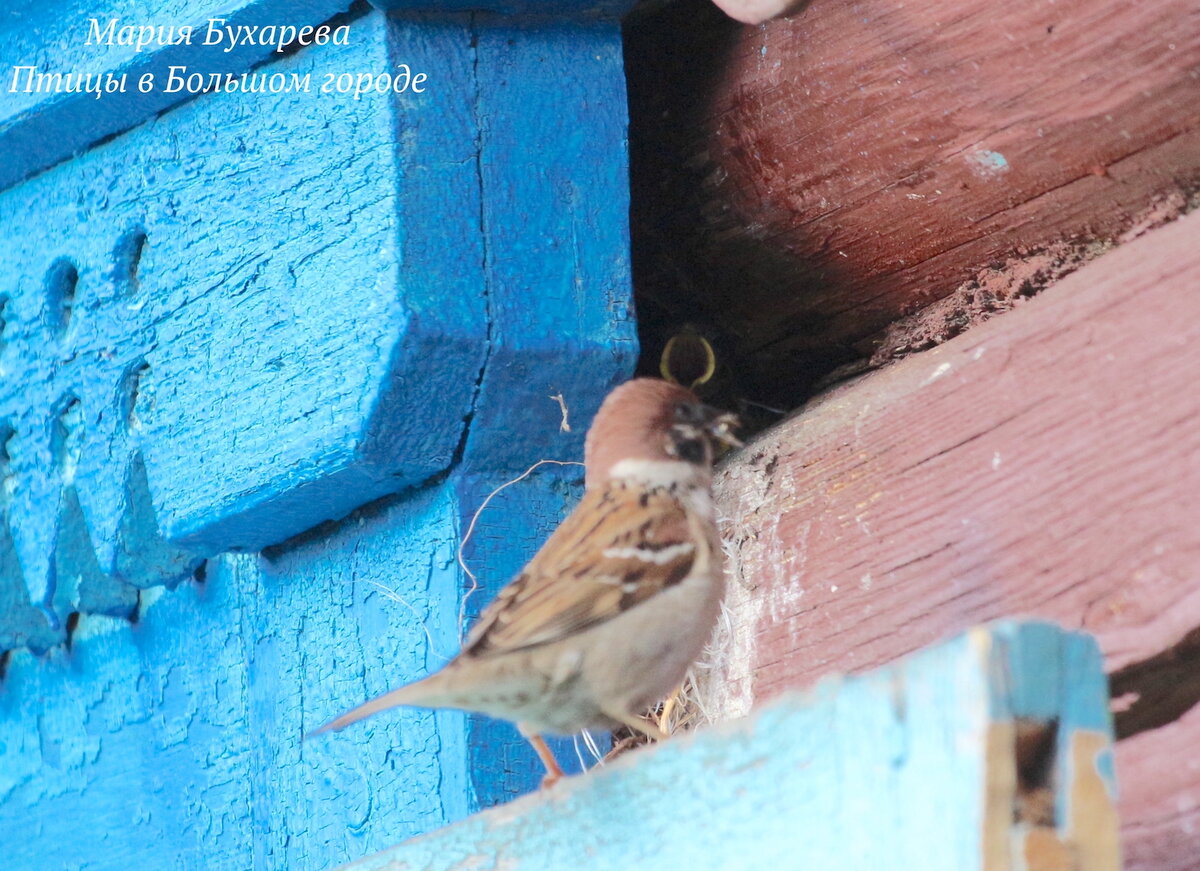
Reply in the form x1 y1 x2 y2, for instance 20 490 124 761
0 2 637 867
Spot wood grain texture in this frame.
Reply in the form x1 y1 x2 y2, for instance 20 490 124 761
625 0 1200 403
340 622 1117 871
0 0 354 192
0 6 636 868
0 486 474 871
0 13 485 647
707 209 1200 869
1117 703 1200 871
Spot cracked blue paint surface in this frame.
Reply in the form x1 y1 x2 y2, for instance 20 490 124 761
0 3 635 868
340 623 1117 871
0 0 355 191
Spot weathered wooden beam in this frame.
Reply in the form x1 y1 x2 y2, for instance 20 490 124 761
708 209 1200 869
337 622 1117 871
625 0 1200 402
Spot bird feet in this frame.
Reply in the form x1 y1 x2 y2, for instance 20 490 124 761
523 732 566 789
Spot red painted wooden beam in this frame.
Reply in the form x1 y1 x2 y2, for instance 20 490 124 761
627 0 1200 401
707 209 1200 870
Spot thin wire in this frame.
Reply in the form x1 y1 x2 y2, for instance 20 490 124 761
455 458 586 642
364 579 453 665
580 728 605 764
572 734 589 772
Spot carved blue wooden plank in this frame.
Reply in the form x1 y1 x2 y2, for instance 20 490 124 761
0 486 472 870
0 3 636 868
242 485 478 867
0 11 487 647
339 622 1121 871
0 0 352 191
446 16 638 804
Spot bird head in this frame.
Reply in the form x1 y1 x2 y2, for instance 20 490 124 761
584 379 741 488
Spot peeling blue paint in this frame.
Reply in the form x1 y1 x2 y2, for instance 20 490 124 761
966 148 1010 177
0 0 356 192
340 622 1117 871
0 3 635 868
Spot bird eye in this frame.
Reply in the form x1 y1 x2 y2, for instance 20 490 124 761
674 402 707 425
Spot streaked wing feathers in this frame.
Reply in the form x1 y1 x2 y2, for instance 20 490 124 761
463 484 696 657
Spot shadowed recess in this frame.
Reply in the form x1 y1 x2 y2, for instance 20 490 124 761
1111 625 1200 741
1013 717 1059 827
44 258 78 336
118 359 152 433
0 421 13 501
62 610 81 650
0 294 10 351
112 227 147 297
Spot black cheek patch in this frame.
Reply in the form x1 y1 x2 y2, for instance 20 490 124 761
673 436 707 465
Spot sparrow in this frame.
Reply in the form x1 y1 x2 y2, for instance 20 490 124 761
309 378 741 785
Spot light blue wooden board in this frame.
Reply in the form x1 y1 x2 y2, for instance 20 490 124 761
249 484 475 868
338 622 1117 871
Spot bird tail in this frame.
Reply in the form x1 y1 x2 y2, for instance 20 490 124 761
305 673 455 740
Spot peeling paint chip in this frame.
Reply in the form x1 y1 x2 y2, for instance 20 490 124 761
966 149 1010 178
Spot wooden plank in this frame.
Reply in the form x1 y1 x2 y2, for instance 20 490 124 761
0 488 474 870
338 622 1117 871
456 16 637 477
0 8 641 653
0 12 486 647
0 0 353 192
706 209 1200 869
0 1 638 195
1 5 637 868
625 0 1200 404
1116 704 1200 871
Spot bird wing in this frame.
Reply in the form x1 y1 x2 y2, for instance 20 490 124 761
463 483 701 657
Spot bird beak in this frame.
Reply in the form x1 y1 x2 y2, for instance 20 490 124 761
704 408 743 449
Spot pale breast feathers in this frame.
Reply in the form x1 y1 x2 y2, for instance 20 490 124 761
463 484 699 657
